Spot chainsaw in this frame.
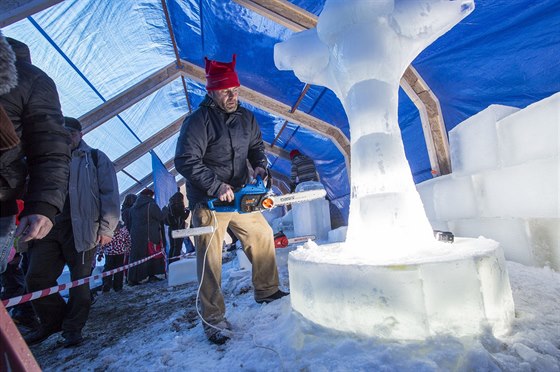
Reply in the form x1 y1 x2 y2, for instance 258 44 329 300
274 231 315 248
207 174 326 213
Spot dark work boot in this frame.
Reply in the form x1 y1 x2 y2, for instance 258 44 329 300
255 290 289 304
204 320 232 345
61 330 83 348
23 324 62 346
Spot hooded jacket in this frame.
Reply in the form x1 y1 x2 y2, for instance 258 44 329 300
0 36 71 221
66 140 120 252
174 95 267 207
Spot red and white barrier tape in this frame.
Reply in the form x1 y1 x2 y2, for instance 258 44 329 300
2 251 164 308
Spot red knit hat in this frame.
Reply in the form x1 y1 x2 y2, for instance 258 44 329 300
205 54 240 91
290 149 300 159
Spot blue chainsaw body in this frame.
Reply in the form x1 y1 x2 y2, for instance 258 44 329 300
207 175 272 213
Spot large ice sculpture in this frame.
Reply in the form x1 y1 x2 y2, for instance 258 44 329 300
275 0 515 339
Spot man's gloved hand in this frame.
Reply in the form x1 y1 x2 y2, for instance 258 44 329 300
218 183 235 202
97 253 104 262
254 166 267 180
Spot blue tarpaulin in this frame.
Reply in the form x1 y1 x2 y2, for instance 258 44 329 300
3 0 559 221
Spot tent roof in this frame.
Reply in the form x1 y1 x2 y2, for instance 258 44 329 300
2 0 559 218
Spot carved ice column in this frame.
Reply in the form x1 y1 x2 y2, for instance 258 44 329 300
276 0 475 256
275 0 515 340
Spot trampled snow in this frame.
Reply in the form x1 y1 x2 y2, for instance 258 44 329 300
28 250 560 371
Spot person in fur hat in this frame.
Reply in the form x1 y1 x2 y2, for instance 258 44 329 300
0 33 71 275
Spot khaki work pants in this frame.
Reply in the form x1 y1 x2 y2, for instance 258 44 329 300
192 208 279 323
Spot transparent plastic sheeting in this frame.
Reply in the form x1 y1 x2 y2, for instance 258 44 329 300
4 0 559 219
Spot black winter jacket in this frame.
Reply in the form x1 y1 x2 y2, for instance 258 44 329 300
0 54 71 221
175 95 267 207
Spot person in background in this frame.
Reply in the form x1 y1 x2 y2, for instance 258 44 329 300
121 193 137 231
289 149 319 192
0 34 71 274
127 188 166 285
175 54 287 345
24 117 120 348
162 191 190 264
97 221 131 292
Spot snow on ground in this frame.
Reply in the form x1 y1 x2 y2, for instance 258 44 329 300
28 248 560 371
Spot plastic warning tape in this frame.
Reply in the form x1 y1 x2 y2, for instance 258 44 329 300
2 251 163 308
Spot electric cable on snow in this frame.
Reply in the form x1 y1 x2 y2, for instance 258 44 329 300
194 211 285 369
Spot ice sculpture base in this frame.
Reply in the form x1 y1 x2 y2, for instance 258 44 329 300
288 237 514 340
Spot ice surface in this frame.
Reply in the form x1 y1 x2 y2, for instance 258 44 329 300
449 218 535 265
276 0 514 341
433 174 478 220
415 93 559 271
289 238 514 339
415 176 439 221
497 92 559 166
276 0 474 258
292 182 331 241
449 217 560 270
449 104 519 175
327 226 347 243
476 157 559 218
168 257 197 286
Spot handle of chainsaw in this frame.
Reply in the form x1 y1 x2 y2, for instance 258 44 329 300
207 198 238 212
207 172 271 211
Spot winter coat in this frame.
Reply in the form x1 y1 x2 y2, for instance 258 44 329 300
290 153 319 191
99 225 131 256
0 36 71 221
163 193 189 230
121 194 137 231
68 140 120 252
174 95 267 207
127 194 165 281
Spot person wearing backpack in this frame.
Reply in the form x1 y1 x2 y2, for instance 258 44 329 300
24 117 120 348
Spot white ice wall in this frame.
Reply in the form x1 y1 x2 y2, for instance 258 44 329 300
417 93 560 270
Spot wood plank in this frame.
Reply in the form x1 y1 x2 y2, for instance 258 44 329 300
0 303 41 371
264 142 290 160
119 158 175 199
79 62 182 134
233 0 317 31
402 66 451 175
0 0 64 28
112 114 186 172
269 169 291 194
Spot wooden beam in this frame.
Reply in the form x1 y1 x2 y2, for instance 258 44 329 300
233 0 317 32
269 169 291 194
264 142 290 160
0 0 64 28
235 0 451 176
179 59 351 172
112 114 187 173
79 62 182 134
401 66 451 175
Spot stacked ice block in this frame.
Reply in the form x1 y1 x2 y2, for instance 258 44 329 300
417 93 560 270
